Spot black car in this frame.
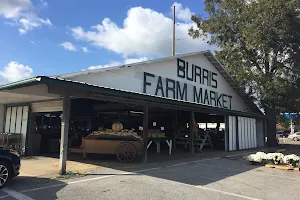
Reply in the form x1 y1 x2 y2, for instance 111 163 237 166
0 147 20 188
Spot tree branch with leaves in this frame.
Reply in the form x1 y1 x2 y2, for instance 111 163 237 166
189 0 300 145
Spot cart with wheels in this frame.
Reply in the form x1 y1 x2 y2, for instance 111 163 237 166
69 133 144 163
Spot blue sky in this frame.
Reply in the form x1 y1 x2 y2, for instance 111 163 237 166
0 0 210 84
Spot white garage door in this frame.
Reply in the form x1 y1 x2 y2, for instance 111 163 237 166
227 116 257 151
228 116 237 151
238 117 257 150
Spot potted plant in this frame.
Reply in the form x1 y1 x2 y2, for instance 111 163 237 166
246 152 266 164
264 153 284 165
283 154 300 167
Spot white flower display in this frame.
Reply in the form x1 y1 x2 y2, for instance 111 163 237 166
283 154 300 166
264 153 284 164
255 152 266 158
264 153 274 160
247 151 300 167
247 154 263 163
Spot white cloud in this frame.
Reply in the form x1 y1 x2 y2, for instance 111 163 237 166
60 42 77 51
88 57 148 70
0 61 33 84
70 4 213 58
0 0 32 19
18 13 51 34
0 0 51 34
40 0 48 8
30 40 36 45
172 2 194 22
82 47 89 53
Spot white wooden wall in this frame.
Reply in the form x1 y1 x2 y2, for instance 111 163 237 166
238 117 257 150
228 116 237 151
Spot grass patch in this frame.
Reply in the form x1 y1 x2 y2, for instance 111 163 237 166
56 171 86 180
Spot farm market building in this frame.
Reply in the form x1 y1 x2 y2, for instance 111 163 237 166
0 51 266 173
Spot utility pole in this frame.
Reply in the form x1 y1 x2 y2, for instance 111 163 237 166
172 5 175 56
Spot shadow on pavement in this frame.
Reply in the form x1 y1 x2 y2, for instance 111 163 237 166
8 147 279 199
66 147 274 187
3 176 67 200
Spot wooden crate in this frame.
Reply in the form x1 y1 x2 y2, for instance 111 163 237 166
265 163 299 171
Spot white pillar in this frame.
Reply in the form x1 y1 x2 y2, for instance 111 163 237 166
0 104 4 132
59 95 71 175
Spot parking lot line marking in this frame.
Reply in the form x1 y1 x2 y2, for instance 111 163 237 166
14 149 273 195
194 185 262 200
2 188 34 200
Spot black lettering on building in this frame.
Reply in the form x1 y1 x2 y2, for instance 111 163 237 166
143 72 155 93
194 65 201 84
212 72 217 88
176 81 187 101
204 89 210 105
228 95 232 109
208 71 211 87
155 76 165 97
203 69 209 86
210 91 216 106
223 94 228 108
177 58 185 79
166 78 176 99
193 86 203 104
186 62 194 81
216 92 223 107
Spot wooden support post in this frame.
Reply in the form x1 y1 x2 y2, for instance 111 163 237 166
189 111 194 156
142 105 149 163
59 95 71 175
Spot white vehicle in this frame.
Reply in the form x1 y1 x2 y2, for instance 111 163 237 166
288 132 300 141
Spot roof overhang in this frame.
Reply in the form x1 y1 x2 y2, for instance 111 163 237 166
0 76 265 119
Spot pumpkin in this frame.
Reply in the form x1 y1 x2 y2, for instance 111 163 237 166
112 122 123 132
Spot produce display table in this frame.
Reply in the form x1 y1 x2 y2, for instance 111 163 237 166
147 137 172 155
69 133 143 163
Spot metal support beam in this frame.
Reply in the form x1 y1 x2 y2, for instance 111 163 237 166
59 95 71 175
236 116 239 150
172 111 178 153
142 104 149 163
189 111 194 156
225 115 229 151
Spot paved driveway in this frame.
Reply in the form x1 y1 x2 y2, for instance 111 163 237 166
1 149 300 200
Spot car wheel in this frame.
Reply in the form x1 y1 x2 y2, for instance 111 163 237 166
293 137 299 141
0 161 11 188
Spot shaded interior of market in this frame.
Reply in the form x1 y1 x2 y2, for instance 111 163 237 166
30 98 226 160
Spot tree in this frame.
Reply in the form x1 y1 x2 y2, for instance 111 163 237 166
189 0 300 145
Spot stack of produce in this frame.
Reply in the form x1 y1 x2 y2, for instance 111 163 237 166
90 122 139 138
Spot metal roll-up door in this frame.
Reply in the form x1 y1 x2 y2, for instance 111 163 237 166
3 105 29 153
228 116 237 151
237 116 257 150
31 100 63 113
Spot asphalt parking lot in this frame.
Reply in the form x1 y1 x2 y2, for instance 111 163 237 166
1 148 300 200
